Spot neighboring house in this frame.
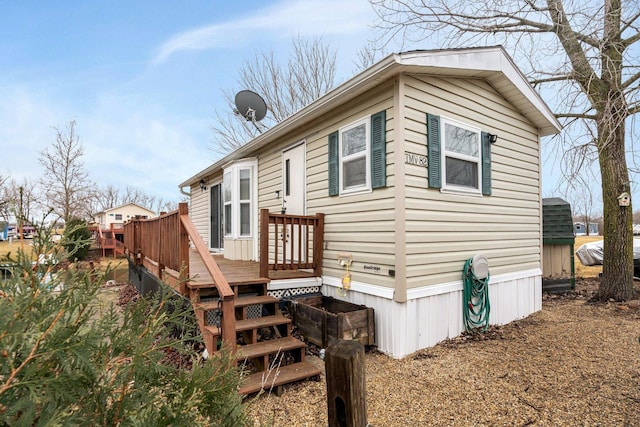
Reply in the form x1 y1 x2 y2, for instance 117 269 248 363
0 221 7 241
93 203 156 230
179 46 561 358
574 222 599 236
93 203 156 257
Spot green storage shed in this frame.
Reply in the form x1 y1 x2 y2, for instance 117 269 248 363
542 198 575 292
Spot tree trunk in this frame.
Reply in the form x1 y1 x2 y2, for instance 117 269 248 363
596 100 634 301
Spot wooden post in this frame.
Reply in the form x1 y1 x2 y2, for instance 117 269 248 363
259 209 269 278
220 297 236 353
326 340 368 427
313 213 325 277
178 203 190 295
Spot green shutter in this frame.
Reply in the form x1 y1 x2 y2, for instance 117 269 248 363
370 111 387 189
426 113 441 189
481 131 492 195
328 131 339 196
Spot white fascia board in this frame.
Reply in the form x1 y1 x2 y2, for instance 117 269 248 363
397 47 561 136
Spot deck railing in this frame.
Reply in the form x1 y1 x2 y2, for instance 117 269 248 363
123 203 236 349
259 209 325 278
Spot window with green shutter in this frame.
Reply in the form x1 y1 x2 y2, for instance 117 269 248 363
426 114 492 195
328 111 387 196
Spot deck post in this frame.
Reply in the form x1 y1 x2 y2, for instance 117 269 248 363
157 215 164 279
259 209 269 278
326 340 368 427
134 221 142 266
314 213 325 277
178 203 190 294
220 297 236 352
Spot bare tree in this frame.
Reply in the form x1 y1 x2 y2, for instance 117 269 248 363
0 178 40 226
210 36 337 154
92 183 182 216
370 0 640 301
0 174 11 221
39 120 95 223
565 172 601 236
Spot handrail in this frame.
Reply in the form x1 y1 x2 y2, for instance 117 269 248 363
179 214 234 300
123 203 236 349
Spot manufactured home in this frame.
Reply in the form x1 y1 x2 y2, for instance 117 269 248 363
179 46 561 358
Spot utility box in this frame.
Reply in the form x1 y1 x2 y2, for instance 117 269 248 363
289 294 375 348
542 198 575 292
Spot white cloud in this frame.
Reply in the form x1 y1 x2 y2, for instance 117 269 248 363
153 0 374 63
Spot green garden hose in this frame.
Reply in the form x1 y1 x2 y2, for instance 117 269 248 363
463 257 490 332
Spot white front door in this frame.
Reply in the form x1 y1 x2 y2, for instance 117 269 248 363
282 143 305 215
282 143 306 262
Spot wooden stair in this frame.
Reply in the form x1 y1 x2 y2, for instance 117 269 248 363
188 278 322 395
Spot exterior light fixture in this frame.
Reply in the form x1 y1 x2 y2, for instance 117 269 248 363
488 134 498 144
199 179 207 192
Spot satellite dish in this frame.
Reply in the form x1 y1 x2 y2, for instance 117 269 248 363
234 90 267 122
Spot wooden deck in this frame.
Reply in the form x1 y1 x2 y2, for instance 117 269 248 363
188 250 318 287
124 204 325 394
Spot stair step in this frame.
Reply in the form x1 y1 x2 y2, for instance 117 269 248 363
230 277 270 286
236 314 291 332
239 361 322 395
186 282 217 290
234 294 278 308
195 301 221 311
237 336 306 361
202 314 291 338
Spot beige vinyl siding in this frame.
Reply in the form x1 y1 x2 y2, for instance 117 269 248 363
310 84 396 288
256 80 397 288
403 74 541 288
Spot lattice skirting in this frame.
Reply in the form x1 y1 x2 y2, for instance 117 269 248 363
268 286 320 299
200 286 321 326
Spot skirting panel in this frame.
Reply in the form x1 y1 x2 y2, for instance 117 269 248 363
322 271 541 358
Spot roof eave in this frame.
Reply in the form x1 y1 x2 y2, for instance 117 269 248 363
178 54 402 188
180 47 562 187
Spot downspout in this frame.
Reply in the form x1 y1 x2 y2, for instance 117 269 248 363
179 186 191 197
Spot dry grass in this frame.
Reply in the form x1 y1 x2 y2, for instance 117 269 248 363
0 239 34 259
574 235 604 278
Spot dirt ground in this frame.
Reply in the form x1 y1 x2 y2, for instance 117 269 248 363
246 278 640 426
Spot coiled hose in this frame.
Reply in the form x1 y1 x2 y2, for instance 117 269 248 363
463 257 490 332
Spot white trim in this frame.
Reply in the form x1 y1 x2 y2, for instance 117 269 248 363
406 268 542 300
322 275 395 299
323 268 541 301
269 277 322 290
339 115 371 196
222 159 258 254
440 116 482 194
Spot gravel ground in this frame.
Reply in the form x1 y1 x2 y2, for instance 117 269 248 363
246 279 640 426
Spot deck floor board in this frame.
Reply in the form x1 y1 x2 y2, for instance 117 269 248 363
187 249 317 286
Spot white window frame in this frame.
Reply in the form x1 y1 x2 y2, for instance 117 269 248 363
222 159 257 239
441 117 482 195
339 116 371 196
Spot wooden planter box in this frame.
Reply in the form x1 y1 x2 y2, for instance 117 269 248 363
290 294 375 348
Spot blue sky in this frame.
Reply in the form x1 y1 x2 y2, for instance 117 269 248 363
0 0 382 204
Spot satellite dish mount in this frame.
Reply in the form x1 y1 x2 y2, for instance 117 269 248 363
234 90 267 133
